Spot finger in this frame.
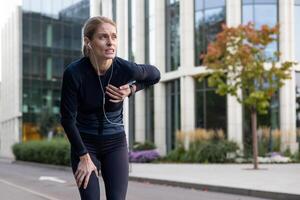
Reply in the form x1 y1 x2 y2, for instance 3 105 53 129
107 84 120 91
75 166 83 177
106 87 123 98
83 171 92 189
108 85 128 96
119 84 129 90
106 91 123 100
77 172 86 188
74 169 82 181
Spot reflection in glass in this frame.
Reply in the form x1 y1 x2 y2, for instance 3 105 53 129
194 0 226 66
22 0 90 140
243 82 280 155
242 0 278 59
195 78 227 132
145 0 155 143
166 0 180 71
128 0 136 148
166 79 181 152
145 87 155 143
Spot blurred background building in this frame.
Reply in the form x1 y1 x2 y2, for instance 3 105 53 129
0 0 90 158
0 0 299 158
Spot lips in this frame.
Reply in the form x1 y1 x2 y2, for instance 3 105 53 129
105 49 114 54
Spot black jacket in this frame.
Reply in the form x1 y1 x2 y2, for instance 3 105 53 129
60 56 160 156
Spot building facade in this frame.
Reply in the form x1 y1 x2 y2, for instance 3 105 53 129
96 0 299 155
1 0 299 158
0 0 90 158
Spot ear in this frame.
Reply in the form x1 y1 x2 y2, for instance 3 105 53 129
84 37 90 47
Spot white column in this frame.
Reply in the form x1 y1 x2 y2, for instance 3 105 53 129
180 0 195 149
226 0 244 150
114 0 130 143
154 0 167 155
134 0 146 143
90 0 101 17
279 0 298 153
0 5 22 158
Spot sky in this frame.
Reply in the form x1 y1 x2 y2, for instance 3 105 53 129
0 0 21 82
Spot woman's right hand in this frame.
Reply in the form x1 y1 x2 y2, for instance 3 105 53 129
75 153 99 189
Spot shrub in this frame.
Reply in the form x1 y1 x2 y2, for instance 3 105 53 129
165 145 186 162
164 140 239 163
12 138 70 166
133 141 156 151
129 149 160 163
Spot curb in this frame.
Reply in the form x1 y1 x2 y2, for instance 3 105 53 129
128 176 300 200
2 160 300 200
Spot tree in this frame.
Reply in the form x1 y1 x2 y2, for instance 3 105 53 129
200 23 295 169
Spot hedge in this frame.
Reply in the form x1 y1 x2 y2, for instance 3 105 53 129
12 138 70 166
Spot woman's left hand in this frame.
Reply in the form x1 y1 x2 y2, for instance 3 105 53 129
106 84 132 103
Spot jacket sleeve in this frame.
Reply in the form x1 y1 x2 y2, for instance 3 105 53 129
128 62 161 92
60 67 88 157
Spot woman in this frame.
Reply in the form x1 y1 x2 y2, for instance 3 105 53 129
60 16 160 200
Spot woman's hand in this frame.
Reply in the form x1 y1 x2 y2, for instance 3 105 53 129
106 84 136 103
75 153 99 189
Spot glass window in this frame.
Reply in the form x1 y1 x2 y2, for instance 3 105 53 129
128 0 136 149
128 0 136 61
166 79 181 152
194 0 226 66
144 0 156 143
22 0 90 139
205 0 225 9
145 87 155 143
243 86 280 155
195 78 227 132
112 0 117 22
129 96 135 149
242 0 278 58
166 0 180 72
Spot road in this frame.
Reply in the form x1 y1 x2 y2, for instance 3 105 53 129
0 161 270 200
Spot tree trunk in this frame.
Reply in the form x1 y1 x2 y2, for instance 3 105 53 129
251 109 258 169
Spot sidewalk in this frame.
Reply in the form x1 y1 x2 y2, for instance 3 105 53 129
128 163 300 200
1 158 299 200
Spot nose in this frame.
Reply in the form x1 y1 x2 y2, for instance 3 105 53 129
106 37 113 46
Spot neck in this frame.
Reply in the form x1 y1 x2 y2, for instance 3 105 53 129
89 56 112 75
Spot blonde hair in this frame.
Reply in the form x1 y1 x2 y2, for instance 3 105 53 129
82 16 117 57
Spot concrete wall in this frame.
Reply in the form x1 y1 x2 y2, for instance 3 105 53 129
0 5 22 159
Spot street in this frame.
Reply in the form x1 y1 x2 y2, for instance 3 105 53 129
0 161 271 200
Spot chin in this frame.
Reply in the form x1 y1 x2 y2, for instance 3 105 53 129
104 55 116 59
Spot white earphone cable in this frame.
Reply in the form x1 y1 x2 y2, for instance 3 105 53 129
90 47 124 127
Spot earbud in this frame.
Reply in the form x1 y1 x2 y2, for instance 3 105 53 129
88 43 92 48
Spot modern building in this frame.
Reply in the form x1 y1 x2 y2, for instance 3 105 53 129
0 0 90 158
0 0 299 159
96 0 300 155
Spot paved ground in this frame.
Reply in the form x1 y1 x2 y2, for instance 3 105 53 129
128 163 300 199
0 160 272 200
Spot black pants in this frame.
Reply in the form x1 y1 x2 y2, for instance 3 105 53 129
70 133 129 200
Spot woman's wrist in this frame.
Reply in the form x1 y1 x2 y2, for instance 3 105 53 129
79 153 90 161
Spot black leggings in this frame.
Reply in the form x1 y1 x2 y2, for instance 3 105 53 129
70 133 129 200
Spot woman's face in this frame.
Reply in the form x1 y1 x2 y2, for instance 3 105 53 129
89 23 118 60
